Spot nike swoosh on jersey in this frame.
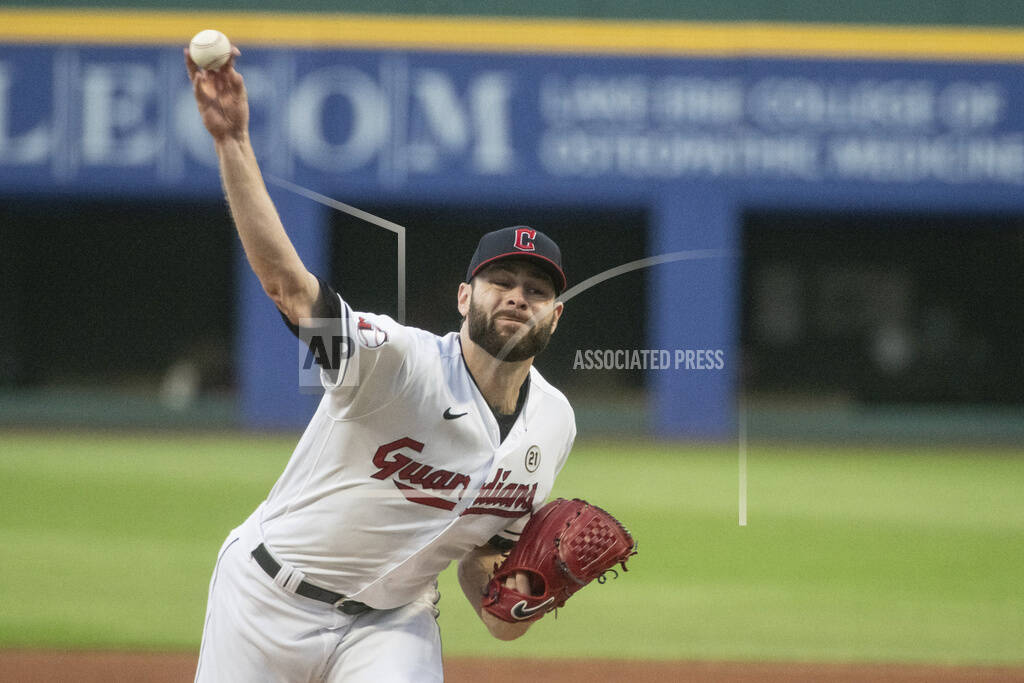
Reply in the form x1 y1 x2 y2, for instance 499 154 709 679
510 597 555 620
443 407 468 420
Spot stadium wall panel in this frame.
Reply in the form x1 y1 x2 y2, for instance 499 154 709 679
2 11 1023 436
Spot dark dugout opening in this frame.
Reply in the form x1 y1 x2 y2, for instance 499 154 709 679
741 210 1024 405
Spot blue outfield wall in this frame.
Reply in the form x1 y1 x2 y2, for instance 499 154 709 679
3 43 1024 436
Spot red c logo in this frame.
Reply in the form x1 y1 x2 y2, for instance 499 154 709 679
514 228 536 251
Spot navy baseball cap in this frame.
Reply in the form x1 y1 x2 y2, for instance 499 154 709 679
466 226 567 294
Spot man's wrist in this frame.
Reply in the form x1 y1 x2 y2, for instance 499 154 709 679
213 131 251 152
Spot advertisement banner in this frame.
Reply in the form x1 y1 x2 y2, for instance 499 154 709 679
3 45 1024 194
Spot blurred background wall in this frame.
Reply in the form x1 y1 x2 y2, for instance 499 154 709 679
1 3 1021 442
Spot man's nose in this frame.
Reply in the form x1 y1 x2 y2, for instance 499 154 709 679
506 286 528 308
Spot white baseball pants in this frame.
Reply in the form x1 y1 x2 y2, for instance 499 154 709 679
194 513 443 683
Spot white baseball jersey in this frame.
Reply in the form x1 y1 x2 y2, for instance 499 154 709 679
257 289 576 610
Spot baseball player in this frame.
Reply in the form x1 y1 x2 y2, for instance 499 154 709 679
187 48 575 681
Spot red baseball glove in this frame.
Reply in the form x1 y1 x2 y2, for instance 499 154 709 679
481 497 637 623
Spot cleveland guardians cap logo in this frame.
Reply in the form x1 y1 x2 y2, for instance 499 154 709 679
465 226 567 294
513 228 536 251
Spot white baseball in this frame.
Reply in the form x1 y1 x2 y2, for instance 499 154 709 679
189 29 232 71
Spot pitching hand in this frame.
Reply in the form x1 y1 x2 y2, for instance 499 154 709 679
185 45 247 142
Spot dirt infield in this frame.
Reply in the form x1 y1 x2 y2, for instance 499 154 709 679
3 651 1023 682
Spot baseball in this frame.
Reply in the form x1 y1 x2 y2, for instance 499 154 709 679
189 29 232 70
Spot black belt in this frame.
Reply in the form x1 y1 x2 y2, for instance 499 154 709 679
251 543 372 615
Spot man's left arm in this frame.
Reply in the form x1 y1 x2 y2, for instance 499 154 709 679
458 545 533 641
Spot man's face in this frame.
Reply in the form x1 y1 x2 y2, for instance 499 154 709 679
461 260 563 362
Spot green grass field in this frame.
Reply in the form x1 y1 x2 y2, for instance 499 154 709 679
1 431 1022 665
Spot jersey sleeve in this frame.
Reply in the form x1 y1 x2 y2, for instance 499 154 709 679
323 300 421 417
279 278 418 418
553 413 577 481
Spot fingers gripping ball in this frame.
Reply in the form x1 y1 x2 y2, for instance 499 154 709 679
482 498 637 623
189 30 232 71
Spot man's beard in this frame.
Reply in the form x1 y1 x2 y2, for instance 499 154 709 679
467 295 556 363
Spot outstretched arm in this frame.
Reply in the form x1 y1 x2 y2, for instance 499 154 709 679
185 46 319 324
458 546 533 641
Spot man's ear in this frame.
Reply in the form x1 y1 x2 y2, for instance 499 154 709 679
457 282 472 318
549 301 564 334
